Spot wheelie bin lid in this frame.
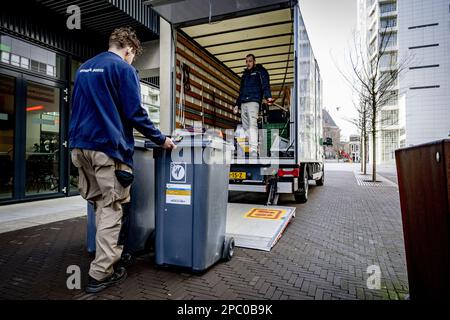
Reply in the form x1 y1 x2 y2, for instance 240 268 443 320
143 132 234 151
134 138 153 150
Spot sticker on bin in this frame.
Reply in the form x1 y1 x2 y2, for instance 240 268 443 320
170 162 186 183
166 184 191 205
244 208 286 220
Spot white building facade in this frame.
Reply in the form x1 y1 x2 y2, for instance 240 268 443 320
349 135 361 163
357 0 402 164
398 0 450 146
358 0 450 163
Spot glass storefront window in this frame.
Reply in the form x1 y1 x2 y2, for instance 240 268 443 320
0 74 15 199
69 59 83 193
0 34 65 79
25 82 60 195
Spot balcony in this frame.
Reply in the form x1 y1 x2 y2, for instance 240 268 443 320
369 31 378 44
380 25 398 33
379 2 397 18
369 1 377 17
380 10 397 18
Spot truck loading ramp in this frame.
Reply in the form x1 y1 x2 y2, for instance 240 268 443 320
225 203 295 251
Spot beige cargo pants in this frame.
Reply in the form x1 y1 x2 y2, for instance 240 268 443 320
241 102 260 153
71 148 132 281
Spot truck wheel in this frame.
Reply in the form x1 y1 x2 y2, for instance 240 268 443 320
316 169 324 186
294 167 309 203
222 237 235 261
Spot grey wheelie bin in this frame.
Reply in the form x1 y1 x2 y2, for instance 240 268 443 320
86 139 157 256
153 133 234 273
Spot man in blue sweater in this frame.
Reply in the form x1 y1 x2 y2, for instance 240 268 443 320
233 54 274 157
69 27 175 293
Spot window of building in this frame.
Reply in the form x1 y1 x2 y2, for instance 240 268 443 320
0 75 15 200
381 17 397 28
382 90 398 106
1 51 9 64
380 32 397 48
20 57 29 69
137 83 161 133
380 2 396 14
382 130 399 162
379 72 398 90
400 139 406 148
381 109 399 127
0 34 65 79
380 52 397 68
10 54 20 67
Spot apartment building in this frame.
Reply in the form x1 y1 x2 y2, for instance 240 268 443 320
358 0 450 163
358 0 402 164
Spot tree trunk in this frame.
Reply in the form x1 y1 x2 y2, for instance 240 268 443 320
360 134 364 173
362 125 366 174
363 132 368 175
371 105 377 182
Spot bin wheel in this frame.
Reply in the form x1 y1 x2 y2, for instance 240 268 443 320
144 230 156 253
222 237 235 261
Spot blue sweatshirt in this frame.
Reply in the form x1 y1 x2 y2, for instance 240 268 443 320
69 51 166 168
235 64 272 108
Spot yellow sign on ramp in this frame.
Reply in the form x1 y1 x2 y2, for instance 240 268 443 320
244 208 286 220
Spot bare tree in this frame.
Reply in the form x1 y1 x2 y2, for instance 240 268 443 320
340 27 410 182
346 97 370 174
360 100 369 175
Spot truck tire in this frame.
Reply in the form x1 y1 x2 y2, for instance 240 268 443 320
316 169 324 186
294 167 309 203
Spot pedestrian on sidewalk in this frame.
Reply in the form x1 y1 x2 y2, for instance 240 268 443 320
69 27 176 293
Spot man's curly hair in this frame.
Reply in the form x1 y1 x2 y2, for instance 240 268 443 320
109 27 143 55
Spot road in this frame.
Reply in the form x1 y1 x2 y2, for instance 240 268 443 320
0 163 408 300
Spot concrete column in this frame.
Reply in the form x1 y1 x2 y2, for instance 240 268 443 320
159 17 174 134
134 40 159 78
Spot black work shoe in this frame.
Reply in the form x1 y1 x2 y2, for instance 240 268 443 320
117 253 136 270
85 267 127 294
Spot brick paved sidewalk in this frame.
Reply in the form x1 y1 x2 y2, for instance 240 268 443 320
0 169 409 300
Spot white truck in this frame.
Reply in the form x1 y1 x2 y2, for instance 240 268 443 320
149 0 326 205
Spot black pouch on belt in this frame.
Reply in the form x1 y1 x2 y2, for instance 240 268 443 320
114 162 134 188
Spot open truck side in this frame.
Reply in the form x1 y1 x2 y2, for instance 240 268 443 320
150 0 324 205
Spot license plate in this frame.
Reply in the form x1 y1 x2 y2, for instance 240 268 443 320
229 172 246 179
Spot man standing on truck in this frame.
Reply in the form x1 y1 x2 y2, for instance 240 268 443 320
234 54 274 157
69 27 176 293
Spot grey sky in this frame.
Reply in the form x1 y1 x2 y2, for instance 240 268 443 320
299 0 358 140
